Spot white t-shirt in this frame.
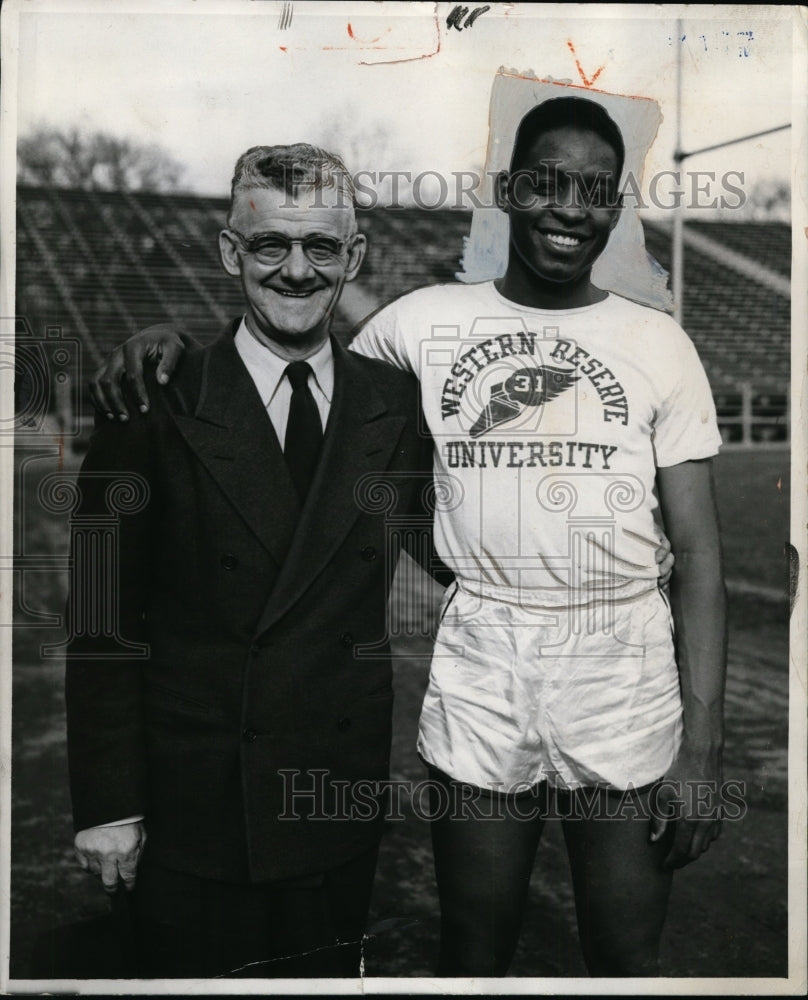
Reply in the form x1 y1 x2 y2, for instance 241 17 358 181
351 281 721 607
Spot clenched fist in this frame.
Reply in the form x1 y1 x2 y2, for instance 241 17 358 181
74 821 147 893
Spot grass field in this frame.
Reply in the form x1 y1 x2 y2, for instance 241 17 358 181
7 443 793 979
713 448 791 594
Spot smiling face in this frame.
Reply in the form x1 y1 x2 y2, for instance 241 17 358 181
496 124 622 309
219 185 366 358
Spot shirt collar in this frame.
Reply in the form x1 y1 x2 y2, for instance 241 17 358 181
234 318 334 406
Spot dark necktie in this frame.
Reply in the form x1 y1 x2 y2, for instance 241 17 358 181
284 361 323 501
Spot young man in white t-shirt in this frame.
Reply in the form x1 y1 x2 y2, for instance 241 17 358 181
90 99 725 977
346 97 726 976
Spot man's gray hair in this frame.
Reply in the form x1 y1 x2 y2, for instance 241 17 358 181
229 144 356 216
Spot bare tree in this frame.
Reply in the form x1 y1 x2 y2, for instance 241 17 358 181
18 124 187 192
316 105 392 176
741 178 790 222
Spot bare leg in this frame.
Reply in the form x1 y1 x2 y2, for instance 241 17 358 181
560 784 674 976
428 770 548 976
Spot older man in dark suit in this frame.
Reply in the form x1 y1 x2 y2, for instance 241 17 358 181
66 144 438 978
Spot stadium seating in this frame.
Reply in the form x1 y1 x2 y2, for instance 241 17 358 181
15 187 790 444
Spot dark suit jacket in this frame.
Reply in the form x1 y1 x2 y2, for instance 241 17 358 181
65 326 440 883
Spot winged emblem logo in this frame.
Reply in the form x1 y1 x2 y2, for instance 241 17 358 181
469 365 580 438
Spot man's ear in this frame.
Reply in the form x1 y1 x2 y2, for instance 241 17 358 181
495 171 511 213
343 233 368 284
219 230 242 277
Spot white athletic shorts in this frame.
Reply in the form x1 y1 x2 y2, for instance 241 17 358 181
417 579 683 792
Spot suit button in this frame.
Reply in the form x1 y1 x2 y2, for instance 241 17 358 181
339 632 354 648
249 644 261 656
221 554 238 571
361 546 376 562
336 717 352 732
242 728 257 743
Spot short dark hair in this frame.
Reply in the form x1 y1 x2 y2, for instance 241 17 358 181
509 97 625 181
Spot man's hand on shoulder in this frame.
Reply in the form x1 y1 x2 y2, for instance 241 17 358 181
74 820 147 893
89 323 189 422
655 533 674 588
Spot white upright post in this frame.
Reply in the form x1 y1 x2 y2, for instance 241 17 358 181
672 17 684 325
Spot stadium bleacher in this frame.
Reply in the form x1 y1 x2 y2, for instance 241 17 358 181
14 185 790 443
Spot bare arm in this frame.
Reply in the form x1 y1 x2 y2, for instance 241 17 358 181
651 458 727 868
89 323 198 420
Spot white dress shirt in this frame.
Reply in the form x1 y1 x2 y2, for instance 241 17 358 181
234 318 334 445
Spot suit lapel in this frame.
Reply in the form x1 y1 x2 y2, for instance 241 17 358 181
256 340 407 633
171 329 300 566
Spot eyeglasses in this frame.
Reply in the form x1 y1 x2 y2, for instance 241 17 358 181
227 229 352 266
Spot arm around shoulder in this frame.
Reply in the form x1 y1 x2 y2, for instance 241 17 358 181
89 321 198 420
